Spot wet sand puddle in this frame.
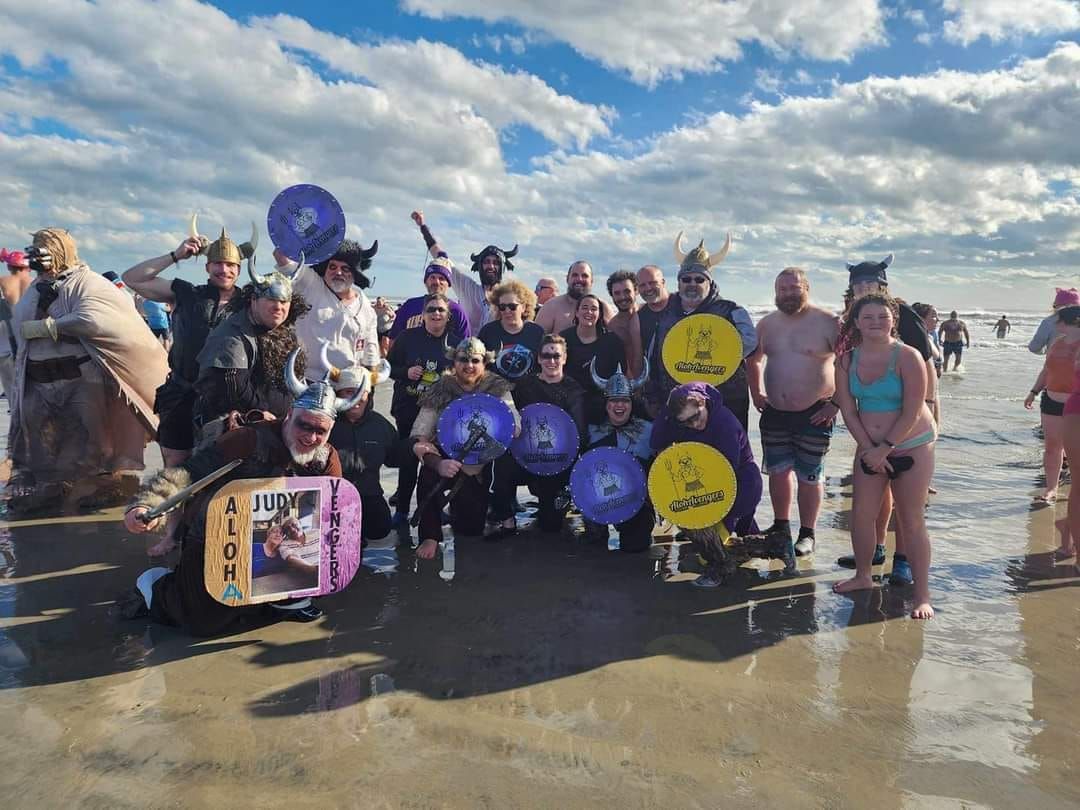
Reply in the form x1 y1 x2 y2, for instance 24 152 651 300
1 333 1079 808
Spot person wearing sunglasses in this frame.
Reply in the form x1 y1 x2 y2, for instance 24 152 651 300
651 382 764 587
478 280 545 381
385 258 471 354
410 337 520 562
487 334 588 538
647 231 757 432
386 293 464 534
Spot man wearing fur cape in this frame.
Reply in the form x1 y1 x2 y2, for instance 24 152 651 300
9 228 168 510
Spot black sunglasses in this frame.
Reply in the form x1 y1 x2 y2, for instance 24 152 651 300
539 353 563 360
498 302 520 312
455 356 483 364
681 275 708 285
425 306 447 314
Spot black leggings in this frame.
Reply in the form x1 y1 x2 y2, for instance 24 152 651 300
393 413 418 514
416 463 492 541
489 453 570 531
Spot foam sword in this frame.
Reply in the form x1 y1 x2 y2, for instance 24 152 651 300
139 459 244 523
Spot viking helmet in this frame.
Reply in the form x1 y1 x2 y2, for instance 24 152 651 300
589 355 649 399
189 215 258 266
313 239 379 289
284 343 369 419
248 252 294 302
846 254 893 287
448 336 495 365
673 230 732 277
469 243 518 278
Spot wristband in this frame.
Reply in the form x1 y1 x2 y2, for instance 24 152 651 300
1030 389 1041 395
420 224 436 250
170 250 178 265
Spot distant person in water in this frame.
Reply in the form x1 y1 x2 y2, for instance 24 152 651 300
938 311 970 372
993 315 1011 339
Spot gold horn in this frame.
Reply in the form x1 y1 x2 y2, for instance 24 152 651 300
708 232 732 268
673 230 687 265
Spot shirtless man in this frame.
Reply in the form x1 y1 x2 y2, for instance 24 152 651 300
605 270 644 376
533 261 614 334
938 311 970 372
534 277 558 307
993 315 1011 339
746 268 839 555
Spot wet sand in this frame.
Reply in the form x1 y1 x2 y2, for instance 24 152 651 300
1 377 1079 808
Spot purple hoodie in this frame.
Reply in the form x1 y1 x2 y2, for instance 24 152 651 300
650 382 761 530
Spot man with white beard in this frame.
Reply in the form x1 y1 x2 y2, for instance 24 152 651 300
746 268 840 556
121 354 368 635
273 240 381 379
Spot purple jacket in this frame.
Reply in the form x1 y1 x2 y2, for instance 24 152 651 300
650 382 757 474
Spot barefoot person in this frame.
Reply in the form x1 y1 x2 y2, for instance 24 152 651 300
833 294 936 619
993 315 1011 339
1023 305 1080 507
938 311 970 372
746 268 840 556
409 337 520 561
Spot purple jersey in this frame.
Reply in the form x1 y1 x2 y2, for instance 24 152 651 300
387 296 471 340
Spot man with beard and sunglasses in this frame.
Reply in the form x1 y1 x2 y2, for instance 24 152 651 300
121 353 366 635
411 210 516 331
533 260 615 335
745 268 840 556
647 232 757 431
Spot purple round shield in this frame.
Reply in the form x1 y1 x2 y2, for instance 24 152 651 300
267 184 346 264
436 393 515 465
569 447 646 525
511 403 579 476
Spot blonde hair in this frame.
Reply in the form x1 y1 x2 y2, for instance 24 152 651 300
490 279 537 321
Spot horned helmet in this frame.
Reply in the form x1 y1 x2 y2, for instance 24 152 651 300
188 215 258 266
248 251 296 302
284 343 369 419
673 230 732 278
589 355 650 400
469 243 518 280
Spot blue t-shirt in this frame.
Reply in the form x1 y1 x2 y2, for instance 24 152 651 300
143 299 170 330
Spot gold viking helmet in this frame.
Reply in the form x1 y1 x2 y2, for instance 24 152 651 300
673 230 732 276
189 215 258 266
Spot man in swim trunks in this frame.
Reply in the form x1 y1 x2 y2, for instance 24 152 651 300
746 268 839 556
938 310 970 372
993 315 1011 339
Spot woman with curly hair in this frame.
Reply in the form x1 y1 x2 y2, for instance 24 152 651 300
478 279 544 380
833 294 937 619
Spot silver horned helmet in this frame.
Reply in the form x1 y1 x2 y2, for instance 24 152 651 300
284 343 369 419
589 355 649 399
248 250 296 302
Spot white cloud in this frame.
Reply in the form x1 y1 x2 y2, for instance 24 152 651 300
402 0 887 86
941 0 1080 45
904 9 929 28
0 1 1077 310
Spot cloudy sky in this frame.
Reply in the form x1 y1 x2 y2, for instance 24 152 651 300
1 0 1078 311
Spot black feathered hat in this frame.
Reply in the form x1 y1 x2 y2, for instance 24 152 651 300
313 239 378 289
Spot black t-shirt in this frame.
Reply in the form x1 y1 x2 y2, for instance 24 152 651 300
898 303 932 361
637 305 663 355
560 328 625 391
170 278 229 383
478 320 545 380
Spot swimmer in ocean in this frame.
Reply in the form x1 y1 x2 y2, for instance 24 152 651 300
993 315 1011 339
938 311 970 373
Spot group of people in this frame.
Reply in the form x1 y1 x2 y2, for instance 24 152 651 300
1 210 950 635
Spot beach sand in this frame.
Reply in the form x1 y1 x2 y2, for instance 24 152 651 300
0 310 1078 808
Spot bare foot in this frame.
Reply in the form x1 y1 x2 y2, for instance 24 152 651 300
833 575 877 594
1053 518 1074 558
911 602 935 620
1034 491 1057 504
416 538 438 560
147 536 176 556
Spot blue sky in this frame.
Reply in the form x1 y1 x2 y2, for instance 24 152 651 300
1 0 1078 310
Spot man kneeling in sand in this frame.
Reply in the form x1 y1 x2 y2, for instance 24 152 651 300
746 267 840 556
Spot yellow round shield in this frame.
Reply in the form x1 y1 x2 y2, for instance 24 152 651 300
648 442 737 530
661 313 742 385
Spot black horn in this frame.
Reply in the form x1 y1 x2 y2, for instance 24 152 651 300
504 244 519 258
361 240 379 259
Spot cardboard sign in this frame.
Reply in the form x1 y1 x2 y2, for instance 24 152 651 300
204 476 361 606
661 313 742 386
648 442 736 530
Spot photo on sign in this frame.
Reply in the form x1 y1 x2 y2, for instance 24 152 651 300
250 488 322 598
